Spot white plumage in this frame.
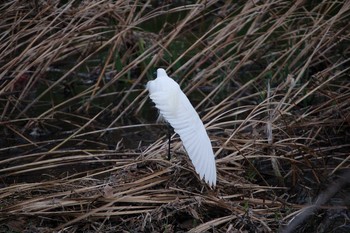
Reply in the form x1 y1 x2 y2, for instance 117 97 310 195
146 68 217 187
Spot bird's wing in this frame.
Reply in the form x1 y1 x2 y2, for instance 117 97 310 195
169 91 217 187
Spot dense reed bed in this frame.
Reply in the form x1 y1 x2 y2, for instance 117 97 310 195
0 0 349 232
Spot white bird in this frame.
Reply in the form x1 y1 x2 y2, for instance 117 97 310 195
146 68 217 187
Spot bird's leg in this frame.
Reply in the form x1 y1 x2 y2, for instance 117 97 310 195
167 124 171 160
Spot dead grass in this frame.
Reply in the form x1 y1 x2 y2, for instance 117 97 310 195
0 0 349 232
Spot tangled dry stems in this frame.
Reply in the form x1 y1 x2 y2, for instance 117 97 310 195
0 0 349 232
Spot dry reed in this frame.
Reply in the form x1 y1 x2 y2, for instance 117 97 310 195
0 0 349 232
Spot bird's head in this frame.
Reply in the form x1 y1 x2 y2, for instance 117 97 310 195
157 68 167 78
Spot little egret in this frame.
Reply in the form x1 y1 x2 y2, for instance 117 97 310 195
146 68 217 187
